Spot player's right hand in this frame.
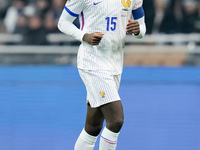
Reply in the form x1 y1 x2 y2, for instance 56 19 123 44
83 32 104 45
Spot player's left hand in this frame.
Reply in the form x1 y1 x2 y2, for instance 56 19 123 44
126 19 140 35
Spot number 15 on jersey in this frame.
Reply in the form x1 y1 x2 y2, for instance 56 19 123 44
105 17 117 31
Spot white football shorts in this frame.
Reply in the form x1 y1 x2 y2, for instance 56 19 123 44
78 69 121 108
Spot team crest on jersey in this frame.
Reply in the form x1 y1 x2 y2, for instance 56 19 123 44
122 0 131 11
67 0 71 3
100 91 105 98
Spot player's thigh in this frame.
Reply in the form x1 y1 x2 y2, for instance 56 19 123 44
85 103 105 136
85 103 104 126
100 100 124 124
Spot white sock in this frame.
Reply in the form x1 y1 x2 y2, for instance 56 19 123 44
99 127 120 150
74 128 98 150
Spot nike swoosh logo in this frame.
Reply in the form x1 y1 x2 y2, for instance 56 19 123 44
93 1 103 5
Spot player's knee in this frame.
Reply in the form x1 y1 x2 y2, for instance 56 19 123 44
94 124 104 133
114 118 124 129
85 124 103 136
107 118 124 133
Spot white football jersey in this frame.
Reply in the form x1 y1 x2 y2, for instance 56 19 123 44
65 0 143 75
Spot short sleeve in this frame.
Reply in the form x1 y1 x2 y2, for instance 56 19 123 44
65 0 85 17
132 0 143 10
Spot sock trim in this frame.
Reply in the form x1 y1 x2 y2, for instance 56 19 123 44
101 127 119 141
101 135 117 144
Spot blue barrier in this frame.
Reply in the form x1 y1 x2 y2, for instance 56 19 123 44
0 66 199 150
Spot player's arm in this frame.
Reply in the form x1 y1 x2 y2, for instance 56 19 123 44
57 8 86 42
58 3 104 45
126 6 146 39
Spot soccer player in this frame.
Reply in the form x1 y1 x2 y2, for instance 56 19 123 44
58 0 146 149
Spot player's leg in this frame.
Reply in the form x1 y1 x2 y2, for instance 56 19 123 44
99 100 124 150
85 103 105 136
74 103 104 150
76 69 123 150
100 100 124 133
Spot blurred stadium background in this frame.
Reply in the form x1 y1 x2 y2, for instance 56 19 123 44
0 0 200 150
